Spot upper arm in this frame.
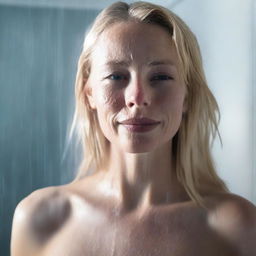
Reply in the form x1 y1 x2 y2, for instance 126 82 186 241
209 194 256 256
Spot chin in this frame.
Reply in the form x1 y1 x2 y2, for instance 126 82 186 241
120 142 160 154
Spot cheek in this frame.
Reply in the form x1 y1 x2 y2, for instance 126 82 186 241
157 88 184 112
96 88 123 110
95 88 124 134
158 88 185 132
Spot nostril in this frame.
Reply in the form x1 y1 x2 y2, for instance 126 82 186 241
127 102 148 108
126 88 151 107
128 102 134 108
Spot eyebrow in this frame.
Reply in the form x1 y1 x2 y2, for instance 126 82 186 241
104 60 129 67
104 59 176 67
148 60 176 67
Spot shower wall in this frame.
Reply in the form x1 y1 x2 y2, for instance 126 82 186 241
0 5 99 255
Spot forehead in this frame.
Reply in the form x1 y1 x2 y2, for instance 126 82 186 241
90 21 179 68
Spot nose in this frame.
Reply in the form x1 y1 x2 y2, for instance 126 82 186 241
125 77 151 109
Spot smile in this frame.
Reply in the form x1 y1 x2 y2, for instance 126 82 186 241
120 123 160 132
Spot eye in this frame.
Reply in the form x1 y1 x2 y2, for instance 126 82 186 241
107 74 128 81
151 74 173 81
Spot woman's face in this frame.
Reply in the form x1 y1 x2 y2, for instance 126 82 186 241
86 21 187 153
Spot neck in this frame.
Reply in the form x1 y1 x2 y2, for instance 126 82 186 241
98 142 189 213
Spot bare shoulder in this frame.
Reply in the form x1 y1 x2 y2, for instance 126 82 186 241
11 186 72 256
207 193 256 256
207 192 256 227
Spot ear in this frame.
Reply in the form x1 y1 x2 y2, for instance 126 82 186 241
84 81 96 110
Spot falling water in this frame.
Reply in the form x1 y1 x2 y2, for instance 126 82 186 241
0 3 99 255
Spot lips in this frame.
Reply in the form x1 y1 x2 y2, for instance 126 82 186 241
118 117 161 133
119 117 160 125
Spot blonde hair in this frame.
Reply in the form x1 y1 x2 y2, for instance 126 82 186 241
69 1 230 209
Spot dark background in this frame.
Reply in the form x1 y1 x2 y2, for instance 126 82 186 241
0 5 99 255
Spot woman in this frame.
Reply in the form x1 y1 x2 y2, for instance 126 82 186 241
11 1 256 256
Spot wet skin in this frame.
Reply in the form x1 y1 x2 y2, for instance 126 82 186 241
24 175 242 256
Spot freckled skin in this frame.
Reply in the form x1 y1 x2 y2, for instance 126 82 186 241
87 21 187 153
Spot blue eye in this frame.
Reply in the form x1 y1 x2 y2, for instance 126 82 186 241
151 75 173 81
108 74 126 81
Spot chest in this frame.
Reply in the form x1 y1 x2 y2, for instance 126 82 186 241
40 203 238 256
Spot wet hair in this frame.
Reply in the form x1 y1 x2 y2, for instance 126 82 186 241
68 1 230 209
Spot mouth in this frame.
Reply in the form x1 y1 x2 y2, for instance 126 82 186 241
119 118 160 132
118 117 160 125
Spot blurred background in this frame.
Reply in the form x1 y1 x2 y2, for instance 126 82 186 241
0 0 255 254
